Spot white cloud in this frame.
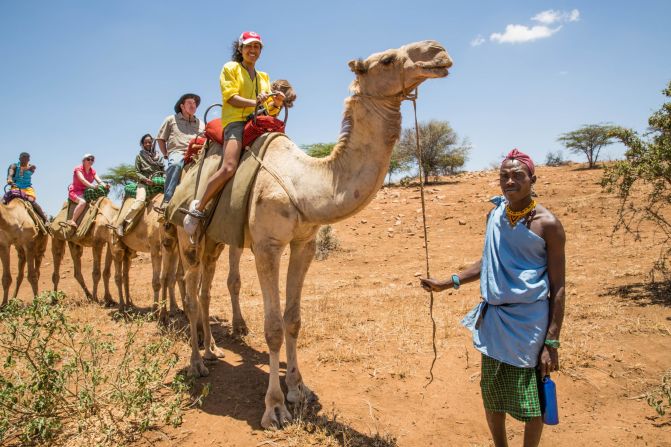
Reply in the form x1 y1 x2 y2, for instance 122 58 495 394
532 9 580 25
488 9 580 45
490 24 561 44
470 35 486 47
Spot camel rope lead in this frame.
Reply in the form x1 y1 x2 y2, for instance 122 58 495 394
410 92 438 387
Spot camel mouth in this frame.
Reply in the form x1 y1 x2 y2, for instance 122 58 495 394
420 66 450 77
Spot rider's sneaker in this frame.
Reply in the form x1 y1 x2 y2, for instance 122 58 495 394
183 200 204 237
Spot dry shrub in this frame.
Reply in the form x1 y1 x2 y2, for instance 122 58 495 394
0 292 206 446
315 225 341 261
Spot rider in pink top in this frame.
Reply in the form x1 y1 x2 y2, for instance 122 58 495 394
65 153 107 228
68 164 97 202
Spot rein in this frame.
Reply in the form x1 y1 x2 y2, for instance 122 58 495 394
354 62 438 386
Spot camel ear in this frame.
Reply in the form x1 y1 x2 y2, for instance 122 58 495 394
348 59 366 74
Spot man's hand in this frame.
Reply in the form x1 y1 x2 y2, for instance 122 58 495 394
538 345 559 377
145 178 154 186
420 277 447 292
29 165 36 172
256 92 270 104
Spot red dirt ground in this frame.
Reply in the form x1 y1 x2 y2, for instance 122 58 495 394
9 163 671 446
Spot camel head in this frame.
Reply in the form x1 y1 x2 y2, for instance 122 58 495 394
348 40 452 99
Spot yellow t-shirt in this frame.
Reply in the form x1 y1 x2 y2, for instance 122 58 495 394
220 61 279 128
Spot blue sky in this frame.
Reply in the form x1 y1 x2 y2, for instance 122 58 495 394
2 0 670 214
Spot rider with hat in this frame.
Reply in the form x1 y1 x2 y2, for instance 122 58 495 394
183 31 286 235
156 93 204 210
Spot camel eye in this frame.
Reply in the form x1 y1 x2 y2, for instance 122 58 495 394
381 55 395 65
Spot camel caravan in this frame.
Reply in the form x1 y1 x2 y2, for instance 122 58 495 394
2 38 453 428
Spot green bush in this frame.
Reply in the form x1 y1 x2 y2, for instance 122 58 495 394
0 292 205 445
647 369 671 416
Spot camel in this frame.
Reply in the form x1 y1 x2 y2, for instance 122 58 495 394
0 199 48 305
177 40 452 428
109 193 184 319
51 197 118 303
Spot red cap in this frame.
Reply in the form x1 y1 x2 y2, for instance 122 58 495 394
239 31 263 47
502 148 535 176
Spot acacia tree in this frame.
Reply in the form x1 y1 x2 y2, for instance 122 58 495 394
558 124 617 168
387 143 413 184
302 142 335 158
396 120 470 183
101 163 136 199
601 81 671 275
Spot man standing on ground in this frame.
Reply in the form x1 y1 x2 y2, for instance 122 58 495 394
156 93 204 211
420 149 566 447
6 152 48 222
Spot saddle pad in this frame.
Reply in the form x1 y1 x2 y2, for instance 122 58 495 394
206 132 285 248
50 197 104 242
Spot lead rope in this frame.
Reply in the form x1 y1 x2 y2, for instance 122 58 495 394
409 92 438 387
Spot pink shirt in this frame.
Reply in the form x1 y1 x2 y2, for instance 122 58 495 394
68 165 96 195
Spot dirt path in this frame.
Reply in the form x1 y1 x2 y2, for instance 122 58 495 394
11 163 670 446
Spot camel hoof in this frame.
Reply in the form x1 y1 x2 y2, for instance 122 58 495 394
203 346 225 360
232 320 249 337
187 360 209 378
261 404 292 429
104 298 116 308
287 384 315 404
157 309 169 326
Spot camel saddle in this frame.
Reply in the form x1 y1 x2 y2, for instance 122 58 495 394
50 197 105 242
167 132 285 248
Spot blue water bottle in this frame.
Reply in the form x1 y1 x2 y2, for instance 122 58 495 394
540 375 559 425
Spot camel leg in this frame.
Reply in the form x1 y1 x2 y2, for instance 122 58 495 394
25 244 39 298
51 237 65 291
150 246 162 314
91 243 104 303
102 243 113 304
1 245 10 306
176 259 186 312
111 246 125 309
201 237 225 360
228 245 248 336
160 243 178 322
285 238 316 404
122 251 132 307
69 242 92 301
255 241 292 429
13 248 26 299
178 233 208 377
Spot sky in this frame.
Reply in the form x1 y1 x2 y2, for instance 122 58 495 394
1 0 670 215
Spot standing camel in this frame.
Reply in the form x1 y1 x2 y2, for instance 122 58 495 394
177 40 452 428
0 199 48 305
51 197 117 303
109 193 184 318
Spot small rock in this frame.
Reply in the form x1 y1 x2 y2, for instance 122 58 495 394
458 219 467 225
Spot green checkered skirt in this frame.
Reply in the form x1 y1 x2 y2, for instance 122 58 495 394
83 185 109 203
480 354 541 422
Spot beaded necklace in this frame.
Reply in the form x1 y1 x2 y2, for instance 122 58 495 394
505 199 537 227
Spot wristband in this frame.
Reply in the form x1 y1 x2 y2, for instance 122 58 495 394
544 339 560 349
451 274 460 290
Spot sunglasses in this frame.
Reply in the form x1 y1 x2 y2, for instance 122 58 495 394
85 157 95 162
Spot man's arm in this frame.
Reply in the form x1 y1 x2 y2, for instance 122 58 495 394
6 163 16 184
156 139 168 158
420 258 482 292
538 216 566 377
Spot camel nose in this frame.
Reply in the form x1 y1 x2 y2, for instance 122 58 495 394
408 40 452 68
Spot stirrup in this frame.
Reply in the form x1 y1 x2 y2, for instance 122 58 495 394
178 207 207 219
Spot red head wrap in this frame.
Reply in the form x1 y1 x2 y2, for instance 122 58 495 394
502 148 535 176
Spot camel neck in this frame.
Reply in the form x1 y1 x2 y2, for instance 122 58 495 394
300 95 402 223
